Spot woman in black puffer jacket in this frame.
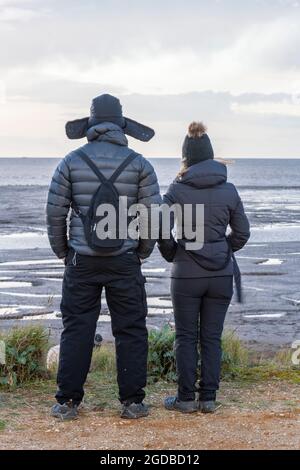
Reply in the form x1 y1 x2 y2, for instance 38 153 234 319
159 122 250 414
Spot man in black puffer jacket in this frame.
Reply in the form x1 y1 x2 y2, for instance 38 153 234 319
46 94 161 420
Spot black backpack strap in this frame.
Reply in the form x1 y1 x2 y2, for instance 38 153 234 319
76 148 107 184
71 148 107 220
109 152 138 183
72 149 137 218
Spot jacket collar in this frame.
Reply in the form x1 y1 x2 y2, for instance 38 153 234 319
86 122 128 146
178 159 227 188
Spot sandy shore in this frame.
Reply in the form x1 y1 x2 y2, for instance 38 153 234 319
0 239 300 352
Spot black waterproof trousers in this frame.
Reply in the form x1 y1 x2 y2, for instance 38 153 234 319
56 249 148 405
171 276 233 402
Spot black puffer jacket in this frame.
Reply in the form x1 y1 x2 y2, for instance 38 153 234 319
46 122 161 259
159 159 250 278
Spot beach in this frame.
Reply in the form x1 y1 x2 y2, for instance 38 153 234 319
0 158 300 352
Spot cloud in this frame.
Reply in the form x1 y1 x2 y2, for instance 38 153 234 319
0 0 300 156
1 6 299 95
0 7 40 22
231 99 300 117
1 89 300 157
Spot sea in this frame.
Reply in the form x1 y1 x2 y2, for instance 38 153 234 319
0 157 300 248
0 157 299 347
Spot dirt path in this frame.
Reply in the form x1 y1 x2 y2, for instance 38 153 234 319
0 381 299 450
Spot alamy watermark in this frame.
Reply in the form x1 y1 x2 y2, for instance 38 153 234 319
92 197 204 250
291 340 300 365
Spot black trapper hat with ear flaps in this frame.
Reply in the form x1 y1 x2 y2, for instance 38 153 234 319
65 93 155 142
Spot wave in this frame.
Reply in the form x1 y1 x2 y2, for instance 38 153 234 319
1 183 300 191
160 184 300 191
236 185 300 190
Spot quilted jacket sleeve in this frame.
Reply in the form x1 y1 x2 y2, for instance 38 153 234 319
46 158 72 258
136 157 162 259
227 187 250 252
157 184 178 262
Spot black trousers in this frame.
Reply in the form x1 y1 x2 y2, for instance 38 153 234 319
56 249 148 405
171 276 233 402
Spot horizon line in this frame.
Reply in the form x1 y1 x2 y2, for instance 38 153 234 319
1 156 300 160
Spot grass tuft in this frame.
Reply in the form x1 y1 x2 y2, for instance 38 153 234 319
0 326 49 389
221 331 249 379
1 325 299 395
148 325 177 382
89 326 300 385
90 345 116 374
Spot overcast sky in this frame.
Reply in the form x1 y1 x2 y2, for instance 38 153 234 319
0 0 300 157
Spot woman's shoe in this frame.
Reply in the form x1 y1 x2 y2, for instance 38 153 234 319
199 400 222 413
164 396 198 413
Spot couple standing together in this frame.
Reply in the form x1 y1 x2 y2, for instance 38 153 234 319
46 94 250 420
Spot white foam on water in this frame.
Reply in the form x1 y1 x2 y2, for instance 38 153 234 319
258 258 283 266
250 225 300 243
0 291 61 298
0 232 43 239
236 256 262 260
148 307 173 315
97 315 111 323
0 232 50 250
248 244 268 247
244 313 285 319
245 286 265 292
30 271 64 275
24 314 116 323
0 259 62 267
281 296 300 305
0 307 19 315
142 268 166 273
0 304 46 309
0 277 12 280
0 281 32 288
147 297 173 307
21 313 57 320
0 304 46 316
0 270 27 274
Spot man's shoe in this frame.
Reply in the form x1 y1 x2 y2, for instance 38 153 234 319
121 402 149 419
164 396 198 414
199 400 222 414
51 402 79 421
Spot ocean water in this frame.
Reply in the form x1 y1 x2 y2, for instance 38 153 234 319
0 157 300 189
0 158 300 245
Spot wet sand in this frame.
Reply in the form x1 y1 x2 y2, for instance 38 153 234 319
0 241 299 352
0 184 299 351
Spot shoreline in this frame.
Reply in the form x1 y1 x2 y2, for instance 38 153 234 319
0 240 299 353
